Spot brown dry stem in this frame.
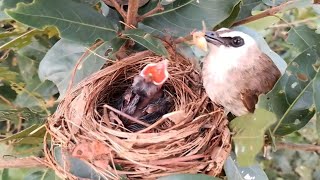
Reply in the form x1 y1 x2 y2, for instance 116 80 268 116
232 0 294 26
137 3 164 22
0 157 46 168
276 142 320 152
104 104 151 127
125 0 140 29
103 0 126 19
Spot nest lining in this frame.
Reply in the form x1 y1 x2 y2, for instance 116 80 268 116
45 48 231 179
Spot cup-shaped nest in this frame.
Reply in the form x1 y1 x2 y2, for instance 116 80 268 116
45 48 231 179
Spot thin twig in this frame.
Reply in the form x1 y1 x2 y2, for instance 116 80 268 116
0 157 46 168
103 104 151 127
103 0 126 20
66 40 103 94
125 0 140 29
232 1 294 27
269 16 320 28
137 3 164 22
276 142 320 152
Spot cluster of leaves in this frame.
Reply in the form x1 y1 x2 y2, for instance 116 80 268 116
0 0 320 179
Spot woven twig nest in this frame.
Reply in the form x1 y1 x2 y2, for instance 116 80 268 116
44 47 231 179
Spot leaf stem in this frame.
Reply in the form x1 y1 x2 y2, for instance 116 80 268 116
231 1 294 27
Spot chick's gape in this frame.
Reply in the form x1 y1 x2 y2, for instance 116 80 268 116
118 60 172 132
202 28 281 116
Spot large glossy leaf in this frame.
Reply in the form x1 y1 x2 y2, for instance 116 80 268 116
258 25 320 135
216 1 241 28
158 174 221 180
1 0 33 10
236 0 261 20
5 0 119 44
122 29 168 56
38 38 125 99
230 109 277 166
140 0 240 37
224 156 268 180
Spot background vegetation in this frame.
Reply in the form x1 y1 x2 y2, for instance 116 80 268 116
0 0 320 179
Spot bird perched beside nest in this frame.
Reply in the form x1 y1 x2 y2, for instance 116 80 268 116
45 46 231 179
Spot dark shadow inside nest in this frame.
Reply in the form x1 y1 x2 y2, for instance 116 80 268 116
95 73 176 133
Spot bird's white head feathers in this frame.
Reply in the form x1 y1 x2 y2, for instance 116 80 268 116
215 28 257 50
202 28 260 81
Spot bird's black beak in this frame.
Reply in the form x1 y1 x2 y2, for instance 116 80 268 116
205 31 226 46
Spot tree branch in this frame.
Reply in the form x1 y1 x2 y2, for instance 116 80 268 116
103 0 126 20
125 0 140 30
276 142 320 152
137 3 164 22
232 1 294 27
0 157 46 168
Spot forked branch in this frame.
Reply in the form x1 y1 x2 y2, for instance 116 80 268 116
104 0 126 19
137 3 164 22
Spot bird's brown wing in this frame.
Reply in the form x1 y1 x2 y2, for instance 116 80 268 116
240 90 258 113
241 53 281 113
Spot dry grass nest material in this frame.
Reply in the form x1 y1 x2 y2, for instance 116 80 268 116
44 48 231 179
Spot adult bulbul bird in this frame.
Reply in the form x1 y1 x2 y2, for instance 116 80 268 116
201 28 281 116
118 59 172 131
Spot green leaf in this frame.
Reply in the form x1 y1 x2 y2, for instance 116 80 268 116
38 38 125 99
1 169 9 180
17 38 53 61
1 0 33 10
262 0 285 6
158 174 221 180
0 107 47 127
230 109 277 166
236 0 261 20
0 29 46 51
216 1 241 28
258 25 320 135
224 156 268 180
122 29 168 56
24 169 57 180
14 79 57 108
140 0 241 37
13 54 58 109
0 67 18 81
74 0 100 5
5 0 119 44
314 71 320 136
0 124 44 142
287 25 320 53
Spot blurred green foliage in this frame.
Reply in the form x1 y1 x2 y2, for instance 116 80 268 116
0 0 320 179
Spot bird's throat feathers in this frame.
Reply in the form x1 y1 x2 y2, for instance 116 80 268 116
203 43 256 81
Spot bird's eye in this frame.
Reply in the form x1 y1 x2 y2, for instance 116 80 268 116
230 36 244 47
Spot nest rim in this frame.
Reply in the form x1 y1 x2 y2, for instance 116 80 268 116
44 48 231 179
